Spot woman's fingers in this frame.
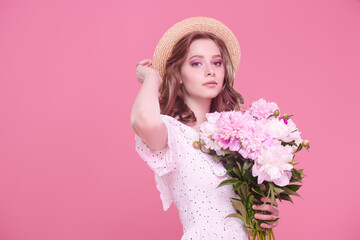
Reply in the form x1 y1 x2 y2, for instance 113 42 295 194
254 211 279 229
252 196 280 229
253 204 276 212
139 59 150 64
252 197 279 214
137 59 152 67
260 222 278 229
136 59 161 84
260 197 278 207
254 213 278 221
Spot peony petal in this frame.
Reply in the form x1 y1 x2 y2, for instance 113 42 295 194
229 139 241 151
257 172 266 184
274 173 290 186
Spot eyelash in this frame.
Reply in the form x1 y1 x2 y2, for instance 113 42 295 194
191 61 222 67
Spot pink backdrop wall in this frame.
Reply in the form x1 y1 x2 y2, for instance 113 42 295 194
1 0 359 239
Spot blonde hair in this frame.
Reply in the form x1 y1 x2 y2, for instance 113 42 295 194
159 31 245 125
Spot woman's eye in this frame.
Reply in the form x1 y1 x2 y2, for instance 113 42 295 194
191 61 222 67
191 62 201 67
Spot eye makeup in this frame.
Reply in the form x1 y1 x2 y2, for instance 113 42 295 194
190 59 222 67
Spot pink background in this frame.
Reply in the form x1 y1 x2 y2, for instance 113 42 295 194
1 0 359 239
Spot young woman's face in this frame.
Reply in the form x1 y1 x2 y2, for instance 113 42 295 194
180 39 225 102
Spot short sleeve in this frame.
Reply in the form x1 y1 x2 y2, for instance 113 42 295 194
134 114 182 211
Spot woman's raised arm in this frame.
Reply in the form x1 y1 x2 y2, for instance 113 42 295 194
130 59 168 151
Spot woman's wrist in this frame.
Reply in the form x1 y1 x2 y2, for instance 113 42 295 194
144 72 162 88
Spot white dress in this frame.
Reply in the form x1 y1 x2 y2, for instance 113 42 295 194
135 114 248 240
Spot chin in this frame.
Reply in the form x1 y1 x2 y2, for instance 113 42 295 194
211 89 222 98
203 91 221 99
190 88 222 100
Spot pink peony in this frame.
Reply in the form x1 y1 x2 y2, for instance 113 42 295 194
213 111 243 151
236 117 268 161
248 98 279 120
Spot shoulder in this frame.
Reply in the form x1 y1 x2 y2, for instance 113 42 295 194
160 114 200 143
160 114 178 122
160 114 182 129
160 115 194 141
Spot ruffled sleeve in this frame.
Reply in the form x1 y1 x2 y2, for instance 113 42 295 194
134 114 182 211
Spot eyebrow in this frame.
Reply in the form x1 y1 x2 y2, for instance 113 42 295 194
189 54 222 60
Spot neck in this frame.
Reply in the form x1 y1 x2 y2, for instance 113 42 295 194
184 97 212 130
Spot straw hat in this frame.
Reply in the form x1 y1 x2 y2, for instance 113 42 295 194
152 16 241 79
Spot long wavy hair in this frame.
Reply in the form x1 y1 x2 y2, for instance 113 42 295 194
159 31 245 125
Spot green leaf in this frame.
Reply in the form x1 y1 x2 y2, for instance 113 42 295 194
240 182 249 197
236 161 243 174
225 212 245 222
291 169 303 181
273 186 285 194
263 187 271 207
265 217 280 223
249 195 257 204
259 184 266 192
230 198 248 219
297 168 307 177
281 140 296 147
286 184 302 192
251 187 266 197
234 181 243 191
292 168 306 180
233 167 242 178
270 185 275 208
245 193 253 210
295 143 303 153
290 176 303 183
283 187 301 198
279 194 294 203
226 158 236 165
208 150 217 155
216 178 239 188
265 183 276 208
244 169 256 184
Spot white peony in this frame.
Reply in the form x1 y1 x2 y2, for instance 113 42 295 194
199 112 225 155
252 143 294 186
265 118 302 147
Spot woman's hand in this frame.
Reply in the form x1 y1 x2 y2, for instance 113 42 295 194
252 197 280 229
136 59 161 84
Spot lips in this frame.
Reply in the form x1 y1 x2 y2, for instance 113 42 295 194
204 81 217 85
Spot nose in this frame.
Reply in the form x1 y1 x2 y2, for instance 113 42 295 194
205 63 215 76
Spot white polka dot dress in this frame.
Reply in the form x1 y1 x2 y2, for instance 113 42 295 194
135 114 248 240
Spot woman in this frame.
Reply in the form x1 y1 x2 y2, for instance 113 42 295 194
131 17 280 239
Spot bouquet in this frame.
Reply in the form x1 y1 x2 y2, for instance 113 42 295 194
193 98 309 240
